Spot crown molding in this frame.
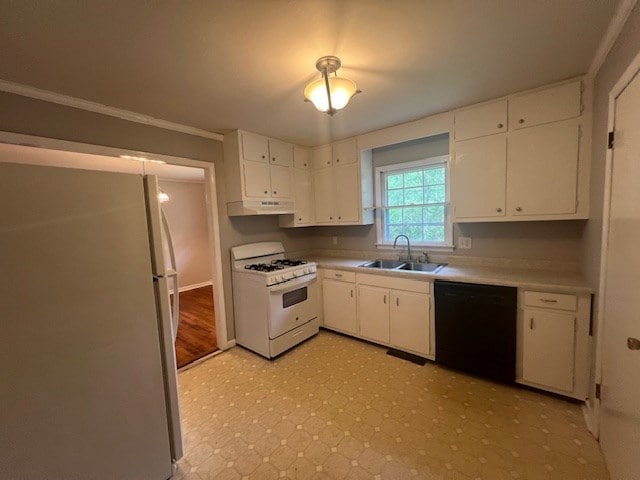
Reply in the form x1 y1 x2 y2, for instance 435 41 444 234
588 0 639 79
0 79 224 141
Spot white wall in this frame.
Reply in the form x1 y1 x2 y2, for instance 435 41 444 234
159 180 212 289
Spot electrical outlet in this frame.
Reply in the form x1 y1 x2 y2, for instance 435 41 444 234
458 236 472 249
332 236 338 245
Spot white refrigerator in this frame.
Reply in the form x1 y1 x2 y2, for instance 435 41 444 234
0 162 183 479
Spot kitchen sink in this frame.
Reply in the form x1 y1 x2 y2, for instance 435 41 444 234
360 259 406 269
398 262 447 273
360 259 447 273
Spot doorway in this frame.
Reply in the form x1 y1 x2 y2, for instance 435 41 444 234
596 57 640 479
159 179 219 367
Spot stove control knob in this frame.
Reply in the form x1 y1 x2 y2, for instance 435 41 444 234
303 267 310 274
292 270 299 277
310 265 316 273
283 272 293 280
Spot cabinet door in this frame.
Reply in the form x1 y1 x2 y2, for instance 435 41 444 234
322 279 357 334
268 139 293 167
333 138 358 166
509 81 581 130
312 145 333 170
292 169 313 224
243 160 270 198
454 100 507 141
269 164 292 199
452 134 507 218
313 167 335 223
335 163 360 222
241 132 269 163
293 146 311 169
522 309 575 392
507 121 579 216
357 285 390 344
390 290 430 355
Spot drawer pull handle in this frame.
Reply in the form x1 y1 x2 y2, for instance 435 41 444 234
530 317 534 330
335 273 342 278
396 297 399 307
540 298 558 303
497 123 504 129
383 295 387 304
350 290 354 298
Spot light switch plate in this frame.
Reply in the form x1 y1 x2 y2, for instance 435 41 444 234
458 236 472 249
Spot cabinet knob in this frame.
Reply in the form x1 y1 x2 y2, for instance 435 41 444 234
515 206 522 212
329 216 333 220
298 217 302 221
496 208 502 212
338 216 341 219
336 158 340 163
271 157 276 162
497 123 504 129
264 190 268 194
261 155 266 159
273 191 277 194
518 118 525 124
304 163 307 167
327 161 331 165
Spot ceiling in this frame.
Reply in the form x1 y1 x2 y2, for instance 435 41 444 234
0 1 617 146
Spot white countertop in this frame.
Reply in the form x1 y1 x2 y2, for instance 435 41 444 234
308 255 593 294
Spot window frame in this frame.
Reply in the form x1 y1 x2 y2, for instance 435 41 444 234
374 154 453 249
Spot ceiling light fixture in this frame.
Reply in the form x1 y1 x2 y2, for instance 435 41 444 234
304 56 360 115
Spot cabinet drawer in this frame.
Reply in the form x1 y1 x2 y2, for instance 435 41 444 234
322 269 355 282
509 81 581 130
523 291 577 311
454 100 507 141
356 273 430 294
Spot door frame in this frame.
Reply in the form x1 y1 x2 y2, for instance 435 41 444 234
0 130 232 351
591 49 640 437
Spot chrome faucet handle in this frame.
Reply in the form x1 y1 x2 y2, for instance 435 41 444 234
422 252 430 263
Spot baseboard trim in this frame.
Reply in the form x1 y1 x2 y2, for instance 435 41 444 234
177 349 224 372
170 280 213 295
583 399 599 438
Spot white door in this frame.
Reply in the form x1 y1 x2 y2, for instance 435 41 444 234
507 121 579 216
358 285 390 343
243 161 270 198
452 134 507 219
322 279 356 334
335 163 360 222
389 290 430 355
521 309 575 392
313 167 335 223
599 68 640 480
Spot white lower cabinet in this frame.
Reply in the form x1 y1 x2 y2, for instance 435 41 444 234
517 290 591 399
320 269 432 357
321 271 357 335
522 309 575 392
357 285 390 343
390 290 431 356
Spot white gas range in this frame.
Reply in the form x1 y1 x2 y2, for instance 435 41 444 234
231 242 319 358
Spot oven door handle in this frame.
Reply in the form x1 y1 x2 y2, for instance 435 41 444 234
269 275 316 293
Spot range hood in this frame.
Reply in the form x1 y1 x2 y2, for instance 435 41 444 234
227 200 295 216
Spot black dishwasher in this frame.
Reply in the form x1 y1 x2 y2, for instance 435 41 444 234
435 280 517 384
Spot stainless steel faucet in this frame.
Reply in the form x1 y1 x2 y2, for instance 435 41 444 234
393 234 412 262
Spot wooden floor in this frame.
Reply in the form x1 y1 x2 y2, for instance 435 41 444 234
174 286 218 368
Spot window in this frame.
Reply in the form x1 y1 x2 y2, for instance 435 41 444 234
375 155 452 247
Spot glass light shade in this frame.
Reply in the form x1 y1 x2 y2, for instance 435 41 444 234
304 76 358 113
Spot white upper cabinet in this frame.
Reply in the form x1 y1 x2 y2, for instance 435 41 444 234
312 167 335 223
454 99 508 141
312 145 333 170
507 120 580 216
268 138 293 166
509 81 582 130
452 79 588 223
334 163 360 222
241 131 269 163
452 134 507 219
332 138 358 166
223 130 294 215
293 146 311 169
